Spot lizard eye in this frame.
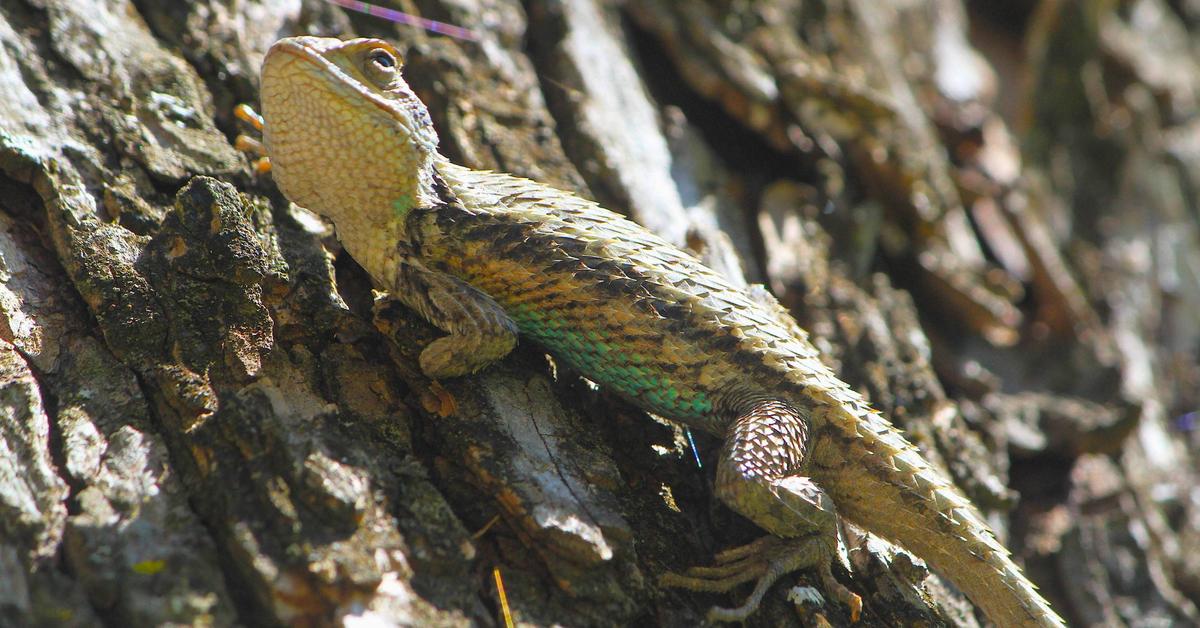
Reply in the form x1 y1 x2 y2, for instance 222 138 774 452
361 46 401 88
368 48 397 70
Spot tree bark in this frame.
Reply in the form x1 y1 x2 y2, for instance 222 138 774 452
1 0 1197 626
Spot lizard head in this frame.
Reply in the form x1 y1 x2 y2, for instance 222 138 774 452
261 36 440 229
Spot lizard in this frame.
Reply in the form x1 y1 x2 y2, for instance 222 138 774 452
255 35 1065 626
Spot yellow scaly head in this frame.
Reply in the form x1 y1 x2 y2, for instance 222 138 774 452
260 37 441 228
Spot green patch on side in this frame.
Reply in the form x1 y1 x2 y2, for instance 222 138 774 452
392 193 414 217
509 304 712 419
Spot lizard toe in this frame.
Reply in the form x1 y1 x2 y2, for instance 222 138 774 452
418 380 457 417
661 535 859 623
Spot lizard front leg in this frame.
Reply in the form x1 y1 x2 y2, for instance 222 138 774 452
390 250 519 379
663 399 862 622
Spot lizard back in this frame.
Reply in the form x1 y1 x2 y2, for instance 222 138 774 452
413 164 830 433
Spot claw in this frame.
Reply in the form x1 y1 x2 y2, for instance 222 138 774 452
234 103 264 130
661 535 861 623
233 103 272 173
816 558 861 622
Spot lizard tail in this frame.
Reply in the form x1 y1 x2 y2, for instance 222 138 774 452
814 407 1065 627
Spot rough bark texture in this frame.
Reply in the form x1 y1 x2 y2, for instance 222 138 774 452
1 0 1197 626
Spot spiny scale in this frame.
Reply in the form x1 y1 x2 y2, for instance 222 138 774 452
414 163 814 430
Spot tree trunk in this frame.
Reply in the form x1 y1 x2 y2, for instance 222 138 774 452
1 0 1197 625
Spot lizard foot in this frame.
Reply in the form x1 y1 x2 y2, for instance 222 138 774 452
419 380 457 417
660 535 861 623
233 104 272 174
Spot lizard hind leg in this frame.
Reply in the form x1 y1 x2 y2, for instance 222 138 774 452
662 399 862 622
